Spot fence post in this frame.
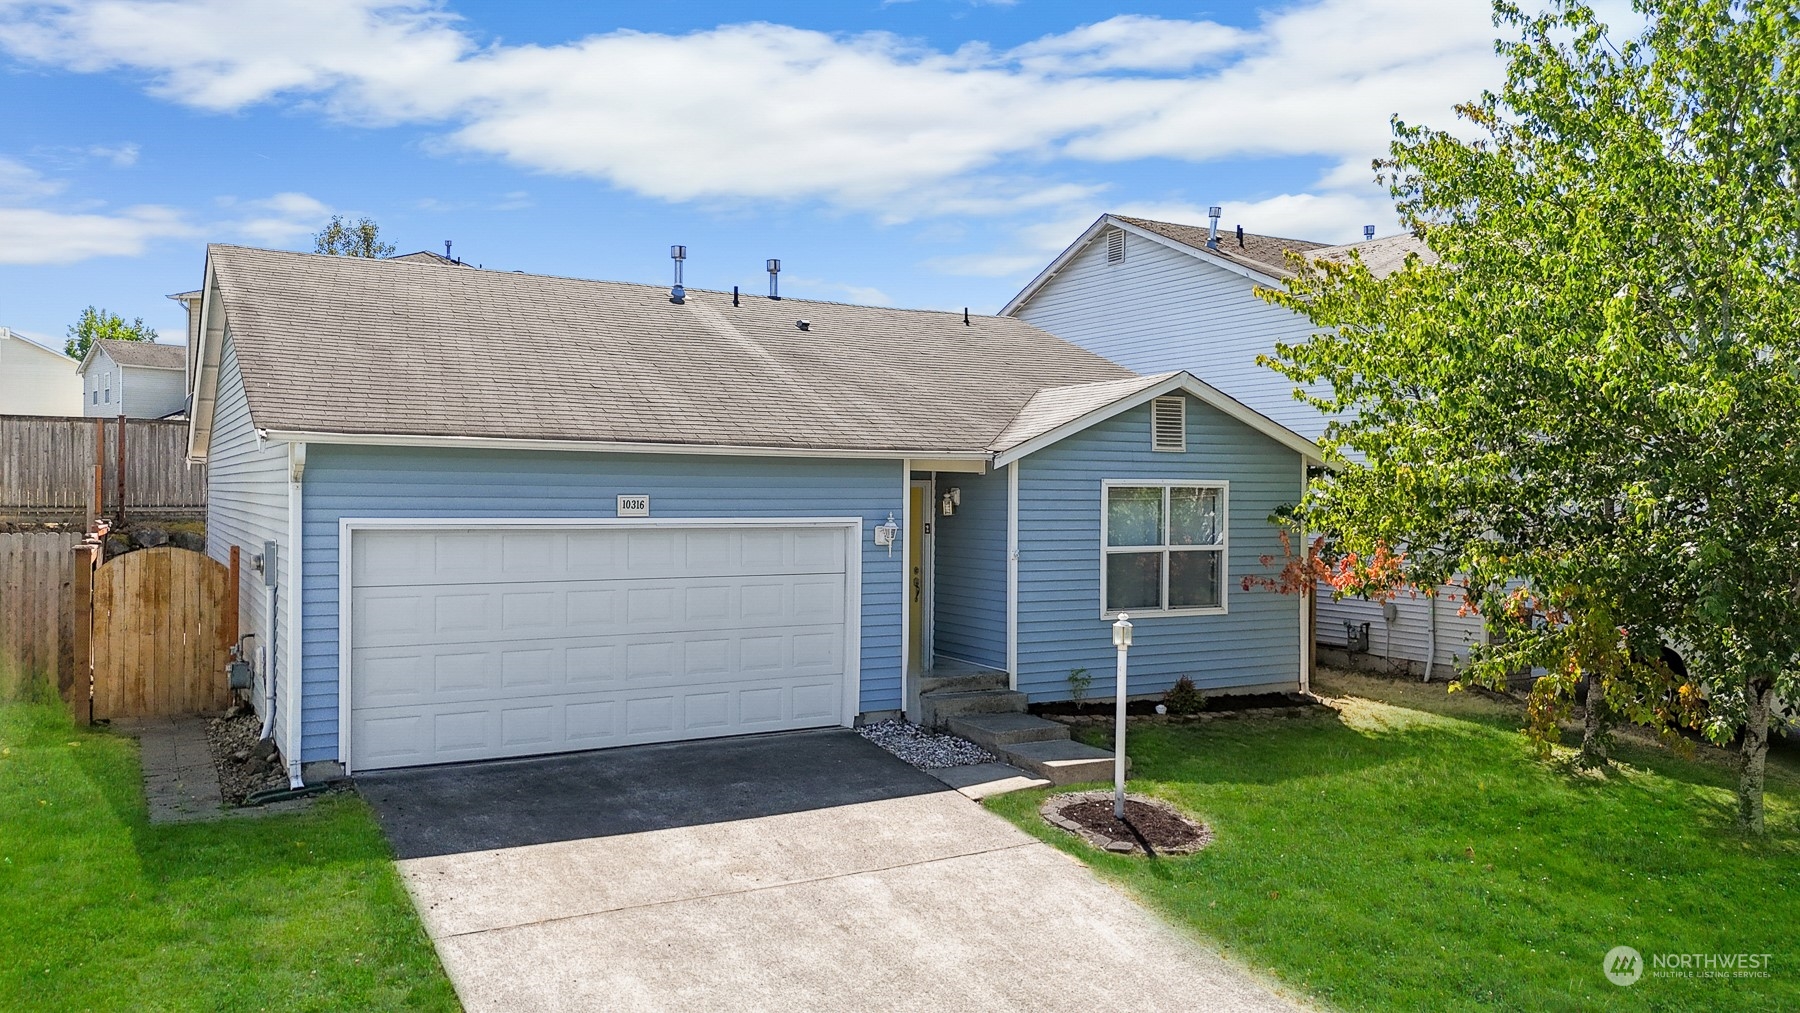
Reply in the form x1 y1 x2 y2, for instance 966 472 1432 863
114 415 126 526
92 418 105 525
69 543 95 721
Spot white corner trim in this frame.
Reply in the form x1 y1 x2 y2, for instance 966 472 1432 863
1298 456 1311 695
285 441 305 787
993 372 1322 468
333 515 867 774
899 459 911 709
1006 461 1019 690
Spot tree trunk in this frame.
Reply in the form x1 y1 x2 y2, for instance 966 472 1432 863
1577 671 1610 768
1737 679 1774 835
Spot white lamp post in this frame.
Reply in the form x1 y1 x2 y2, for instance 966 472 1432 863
1111 612 1133 819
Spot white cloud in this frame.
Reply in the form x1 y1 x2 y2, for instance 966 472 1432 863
0 156 66 199
87 142 139 167
0 204 195 264
1007 15 1252 75
218 191 332 245
0 0 1516 222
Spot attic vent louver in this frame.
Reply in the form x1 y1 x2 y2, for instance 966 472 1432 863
1151 396 1186 452
1106 228 1126 264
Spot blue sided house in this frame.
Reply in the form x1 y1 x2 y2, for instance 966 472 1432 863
185 244 1321 783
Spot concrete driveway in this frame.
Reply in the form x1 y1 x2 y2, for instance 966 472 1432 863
359 730 1306 1013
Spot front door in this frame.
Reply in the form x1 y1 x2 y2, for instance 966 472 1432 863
908 482 930 674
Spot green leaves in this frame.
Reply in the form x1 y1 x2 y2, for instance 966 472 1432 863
62 306 155 362
1259 0 1800 830
312 216 396 259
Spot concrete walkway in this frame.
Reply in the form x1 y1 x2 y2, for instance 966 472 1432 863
360 731 1307 1013
117 716 226 823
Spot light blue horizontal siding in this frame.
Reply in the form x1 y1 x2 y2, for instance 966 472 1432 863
1015 395 1304 701
203 330 294 759
930 464 1007 668
298 446 903 762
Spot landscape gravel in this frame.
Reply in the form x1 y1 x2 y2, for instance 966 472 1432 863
856 719 996 769
203 711 288 804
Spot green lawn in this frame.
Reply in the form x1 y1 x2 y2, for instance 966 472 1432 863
988 670 1800 1012
0 697 458 1012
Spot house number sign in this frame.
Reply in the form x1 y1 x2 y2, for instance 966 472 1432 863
617 495 651 517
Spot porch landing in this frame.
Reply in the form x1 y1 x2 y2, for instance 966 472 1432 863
919 670 1125 786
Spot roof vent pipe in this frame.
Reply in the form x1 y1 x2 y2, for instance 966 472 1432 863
766 258 781 300
963 307 971 326
733 285 740 307
669 245 687 304
1236 224 1244 248
1206 206 1222 249
1363 225 1376 242
444 240 452 260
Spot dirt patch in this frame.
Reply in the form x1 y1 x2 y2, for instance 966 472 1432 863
203 711 288 804
1041 791 1213 857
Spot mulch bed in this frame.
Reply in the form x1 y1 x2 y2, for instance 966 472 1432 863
1041 791 1213 857
1035 692 1325 728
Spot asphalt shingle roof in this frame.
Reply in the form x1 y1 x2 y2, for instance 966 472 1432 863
96 338 185 369
1114 216 1329 278
209 245 1137 455
1309 233 1438 278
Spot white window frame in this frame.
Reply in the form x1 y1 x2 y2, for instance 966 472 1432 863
1099 479 1228 618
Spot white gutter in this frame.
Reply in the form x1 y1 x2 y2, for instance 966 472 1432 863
257 428 992 463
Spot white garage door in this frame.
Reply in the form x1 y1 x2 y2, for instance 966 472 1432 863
347 523 852 770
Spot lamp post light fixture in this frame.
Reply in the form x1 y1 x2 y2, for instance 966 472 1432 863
1111 611 1132 818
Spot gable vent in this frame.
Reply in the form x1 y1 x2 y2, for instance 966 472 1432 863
1151 396 1186 452
1106 228 1126 264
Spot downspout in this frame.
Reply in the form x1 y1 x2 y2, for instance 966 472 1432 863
1424 592 1438 683
257 580 278 740
1005 460 1019 690
284 443 306 788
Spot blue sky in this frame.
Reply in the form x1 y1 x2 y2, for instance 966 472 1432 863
0 0 1563 348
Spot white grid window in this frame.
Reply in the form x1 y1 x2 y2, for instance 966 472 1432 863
1101 482 1227 615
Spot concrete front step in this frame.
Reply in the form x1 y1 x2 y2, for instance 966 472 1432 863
918 670 1010 696
920 689 1028 729
998 738 1125 786
947 712 1070 752
926 762 1052 800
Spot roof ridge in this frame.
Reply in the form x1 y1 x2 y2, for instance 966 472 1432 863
206 243 995 318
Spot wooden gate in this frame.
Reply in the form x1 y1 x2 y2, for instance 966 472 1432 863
89 547 235 719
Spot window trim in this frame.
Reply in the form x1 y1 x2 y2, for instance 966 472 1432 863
1099 479 1229 618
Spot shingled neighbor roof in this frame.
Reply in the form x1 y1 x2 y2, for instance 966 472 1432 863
1309 232 1438 279
386 250 474 267
1113 216 1329 278
207 245 1139 455
95 338 185 369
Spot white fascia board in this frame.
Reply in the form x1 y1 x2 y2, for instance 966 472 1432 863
999 215 1287 317
257 428 993 463
999 214 1112 316
1108 218 1290 288
992 371 1323 468
186 260 222 463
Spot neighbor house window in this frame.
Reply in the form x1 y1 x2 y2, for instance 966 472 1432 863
1102 482 1226 614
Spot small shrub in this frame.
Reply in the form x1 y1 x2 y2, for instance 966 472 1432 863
1068 668 1093 705
1164 676 1207 715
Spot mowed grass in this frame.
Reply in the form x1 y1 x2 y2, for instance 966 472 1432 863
0 696 458 1012
987 670 1800 1012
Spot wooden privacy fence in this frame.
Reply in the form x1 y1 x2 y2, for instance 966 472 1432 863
0 414 206 522
84 546 236 720
0 530 83 700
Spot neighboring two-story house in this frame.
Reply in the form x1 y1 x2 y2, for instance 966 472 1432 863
78 338 188 419
0 327 83 416
1004 213 1478 677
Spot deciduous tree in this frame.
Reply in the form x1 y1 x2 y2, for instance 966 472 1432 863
1259 0 1799 831
63 305 156 361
